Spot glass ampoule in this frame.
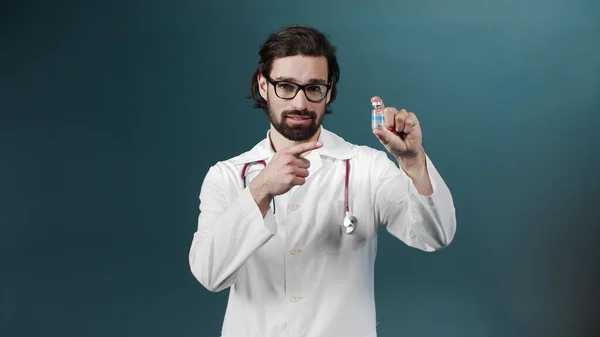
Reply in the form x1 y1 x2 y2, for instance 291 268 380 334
371 101 384 129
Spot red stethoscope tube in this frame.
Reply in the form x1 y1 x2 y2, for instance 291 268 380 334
240 159 352 229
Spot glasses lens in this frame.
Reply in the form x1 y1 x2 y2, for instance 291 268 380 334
305 85 327 101
275 82 299 99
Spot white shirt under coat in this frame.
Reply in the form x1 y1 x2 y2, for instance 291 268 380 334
189 127 457 337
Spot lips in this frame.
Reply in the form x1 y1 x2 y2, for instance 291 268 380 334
286 115 311 120
285 115 313 125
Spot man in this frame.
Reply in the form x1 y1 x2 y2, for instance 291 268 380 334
189 25 456 337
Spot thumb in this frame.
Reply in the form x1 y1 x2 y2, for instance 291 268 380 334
372 128 392 145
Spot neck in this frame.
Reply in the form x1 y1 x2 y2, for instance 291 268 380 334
269 127 322 156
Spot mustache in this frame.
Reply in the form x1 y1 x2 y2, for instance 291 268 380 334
282 109 317 118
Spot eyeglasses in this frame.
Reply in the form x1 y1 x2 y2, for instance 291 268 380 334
263 73 331 103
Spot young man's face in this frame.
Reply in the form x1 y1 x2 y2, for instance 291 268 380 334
258 55 331 141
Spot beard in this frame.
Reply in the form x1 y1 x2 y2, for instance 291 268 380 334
267 104 323 142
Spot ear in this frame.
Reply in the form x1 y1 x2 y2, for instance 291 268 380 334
258 73 268 101
325 84 333 104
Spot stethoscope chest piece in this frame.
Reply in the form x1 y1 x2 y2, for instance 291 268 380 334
342 211 358 234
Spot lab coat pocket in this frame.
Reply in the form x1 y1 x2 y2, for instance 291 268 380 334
318 199 368 254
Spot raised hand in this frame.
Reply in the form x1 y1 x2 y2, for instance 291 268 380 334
371 96 424 160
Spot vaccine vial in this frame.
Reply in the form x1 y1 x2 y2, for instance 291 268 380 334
371 101 384 129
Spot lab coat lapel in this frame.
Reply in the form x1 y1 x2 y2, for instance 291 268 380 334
306 150 322 181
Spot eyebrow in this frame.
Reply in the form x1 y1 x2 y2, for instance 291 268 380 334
274 76 327 85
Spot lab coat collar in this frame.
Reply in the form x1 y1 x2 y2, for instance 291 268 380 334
231 126 355 165
316 127 355 160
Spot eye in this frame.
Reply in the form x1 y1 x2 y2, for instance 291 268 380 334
306 85 324 93
277 83 295 92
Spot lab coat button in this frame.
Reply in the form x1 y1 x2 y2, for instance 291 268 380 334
290 296 300 303
287 203 299 210
290 248 301 255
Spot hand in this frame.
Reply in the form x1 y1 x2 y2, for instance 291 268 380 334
371 96 424 162
249 140 323 214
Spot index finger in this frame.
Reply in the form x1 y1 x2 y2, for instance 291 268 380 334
283 141 323 156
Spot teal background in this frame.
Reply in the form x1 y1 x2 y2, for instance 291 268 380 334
1 0 599 336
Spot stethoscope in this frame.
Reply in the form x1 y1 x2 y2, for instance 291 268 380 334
241 159 357 234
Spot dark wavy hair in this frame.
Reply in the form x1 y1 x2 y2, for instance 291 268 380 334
249 25 341 115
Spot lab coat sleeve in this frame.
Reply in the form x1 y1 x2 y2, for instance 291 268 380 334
373 150 456 251
188 163 277 292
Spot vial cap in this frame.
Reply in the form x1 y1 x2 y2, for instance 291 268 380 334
372 101 383 107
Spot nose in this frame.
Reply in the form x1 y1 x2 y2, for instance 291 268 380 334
290 89 311 110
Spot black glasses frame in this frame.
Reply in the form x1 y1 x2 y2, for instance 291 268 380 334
262 73 331 103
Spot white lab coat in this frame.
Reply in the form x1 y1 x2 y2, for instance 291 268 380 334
189 127 456 337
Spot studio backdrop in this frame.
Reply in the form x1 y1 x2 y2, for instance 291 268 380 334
1 1 599 336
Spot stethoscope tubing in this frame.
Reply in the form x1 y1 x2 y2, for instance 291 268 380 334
240 159 354 234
